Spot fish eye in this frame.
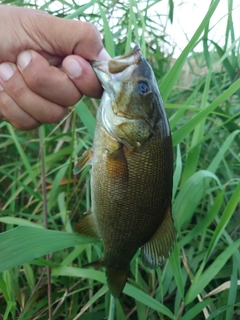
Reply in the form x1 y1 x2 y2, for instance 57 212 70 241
138 81 150 95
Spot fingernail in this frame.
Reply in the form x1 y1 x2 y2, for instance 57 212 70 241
64 58 83 79
0 63 15 81
17 50 32 70
0 84 3 91
98 48 111 61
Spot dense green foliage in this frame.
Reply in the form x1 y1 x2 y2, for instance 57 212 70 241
0 0 239 319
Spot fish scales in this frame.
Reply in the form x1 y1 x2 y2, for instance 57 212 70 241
92 128 170 250
74 45 176 298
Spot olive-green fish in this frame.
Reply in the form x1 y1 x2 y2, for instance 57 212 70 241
74 45 176 298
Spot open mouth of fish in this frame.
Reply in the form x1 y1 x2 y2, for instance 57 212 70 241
93 44 141 75
91 45 142 119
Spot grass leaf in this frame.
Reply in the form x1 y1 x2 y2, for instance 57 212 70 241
160 0 220 100
172 79 240 146
185 237 240 304
75 100 96 137
0 226 98 272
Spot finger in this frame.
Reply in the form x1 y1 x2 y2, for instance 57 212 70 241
0 89 41 130
62 48 111 99
0 62 67 124
62 55 103 98
17 50 81 106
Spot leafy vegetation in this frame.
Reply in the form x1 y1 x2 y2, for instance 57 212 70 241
0 0 239 319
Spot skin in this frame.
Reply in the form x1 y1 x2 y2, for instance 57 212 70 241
0 5 110 130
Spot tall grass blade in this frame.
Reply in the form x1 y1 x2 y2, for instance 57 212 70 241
6 124 39 191
173 144 182 198
98 2 115 57
179 190 224 248
160 0 220 100
123 283 174 319
65 1 95 19
205 182 240 261
172 79 240 146
3 301 16 320
185 237 240 304
0 227 98 272
207 130 240 173
181 65 212 184
181 299 212 320
225 256 238 320
169 243 184 299
173 170 221 231
75 100 96 137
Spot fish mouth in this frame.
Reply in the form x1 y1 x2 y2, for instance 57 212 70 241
91 45 144 147
91 44 142 91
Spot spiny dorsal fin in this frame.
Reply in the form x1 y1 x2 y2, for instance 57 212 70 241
106 267 129 298
75 210 100 238
141 203 176 268
73 148 92 175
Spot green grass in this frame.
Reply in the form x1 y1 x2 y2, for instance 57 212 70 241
0 0 240 319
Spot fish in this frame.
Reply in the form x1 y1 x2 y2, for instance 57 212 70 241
74 44 176 298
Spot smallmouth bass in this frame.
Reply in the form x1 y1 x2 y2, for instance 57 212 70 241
74 45 176 298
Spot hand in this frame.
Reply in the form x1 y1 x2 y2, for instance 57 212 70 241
0 5 110 130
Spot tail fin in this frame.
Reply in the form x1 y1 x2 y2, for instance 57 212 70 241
106 267 128 298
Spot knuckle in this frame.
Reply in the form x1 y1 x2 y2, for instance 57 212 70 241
0 72 28 100
85 22 99 38
44 105 67 124
25 70 47 91
0 91 13 113
13 120 38 131
85 23 102 49
0 91 39 130
11 82 27 98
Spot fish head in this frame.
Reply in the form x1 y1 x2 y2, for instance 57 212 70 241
92 45 166 148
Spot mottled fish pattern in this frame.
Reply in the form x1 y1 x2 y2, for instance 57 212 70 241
74 45 176 298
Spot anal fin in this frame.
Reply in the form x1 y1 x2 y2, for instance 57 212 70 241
75 210 99 239
141 204 176 268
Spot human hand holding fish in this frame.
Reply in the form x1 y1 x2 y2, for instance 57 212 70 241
74 45 176 298
0 5 110 130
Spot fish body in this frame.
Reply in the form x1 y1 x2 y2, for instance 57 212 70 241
74 45 176 297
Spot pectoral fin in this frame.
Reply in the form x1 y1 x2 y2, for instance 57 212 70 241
73 148 93 174
141 204 176 268
106 145 128 200
75 210 99 238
